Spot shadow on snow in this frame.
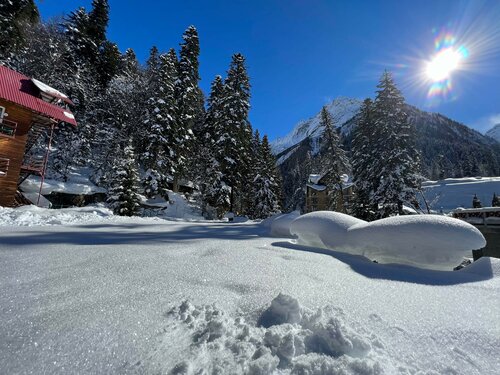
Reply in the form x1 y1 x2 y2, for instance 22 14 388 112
272 241 494 286
0 222 269 247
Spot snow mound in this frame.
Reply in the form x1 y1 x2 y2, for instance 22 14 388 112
347 216 486 270
0 205 115 226
156 294 388 374
261 211 300 237
290 211 366 248
289 213 485 270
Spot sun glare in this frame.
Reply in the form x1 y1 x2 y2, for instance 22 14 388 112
426 48 461 81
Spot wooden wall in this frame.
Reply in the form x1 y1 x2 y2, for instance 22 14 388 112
0 99 33 207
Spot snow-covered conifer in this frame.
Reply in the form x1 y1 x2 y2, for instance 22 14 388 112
174 26 204 190
318 106 349 212
252 135 281 219
141 49 178 197
218 53 251 211
107 143 142 216
371 71 421 217
351 98 376 219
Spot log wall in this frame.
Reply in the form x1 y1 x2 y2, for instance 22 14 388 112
0 99 33 207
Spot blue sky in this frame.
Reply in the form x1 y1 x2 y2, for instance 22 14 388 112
36 0 500 139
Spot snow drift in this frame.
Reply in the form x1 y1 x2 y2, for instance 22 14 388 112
289 211 366 248
261 211 300 237
289 211 486 270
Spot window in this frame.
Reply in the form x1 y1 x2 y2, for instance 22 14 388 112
0 157 9 177
0 107 16 137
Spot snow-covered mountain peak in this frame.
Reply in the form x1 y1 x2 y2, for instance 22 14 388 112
485 123 500 142
271 96 362 154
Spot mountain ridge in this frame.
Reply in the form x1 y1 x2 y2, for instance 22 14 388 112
272 97 500 210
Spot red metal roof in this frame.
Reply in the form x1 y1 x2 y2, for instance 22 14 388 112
0 65 77 126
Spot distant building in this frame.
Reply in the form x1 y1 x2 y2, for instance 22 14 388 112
305 173 354 213
0 65 77 207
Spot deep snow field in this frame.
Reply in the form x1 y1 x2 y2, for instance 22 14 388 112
1 206 499 374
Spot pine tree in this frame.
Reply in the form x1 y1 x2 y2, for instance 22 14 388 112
107 143 142 216
219 53 251 212
371 71 421 217
252 135 281 219
198 75 229 217
0 0 39 62
174 25 204 191
318 106 349 212
492 193 500 207
121 48 140 78
145 46 161 87
141 49 178 197
351 98 376 219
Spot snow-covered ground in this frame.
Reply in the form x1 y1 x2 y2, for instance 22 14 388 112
1 207 499 374
422 176 500 213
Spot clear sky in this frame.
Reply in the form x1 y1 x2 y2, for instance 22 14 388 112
35 0 500 139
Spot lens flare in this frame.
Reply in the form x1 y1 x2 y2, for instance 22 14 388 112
425 30 469 101
426 48 461 81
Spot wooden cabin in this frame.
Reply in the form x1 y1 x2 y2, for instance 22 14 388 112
0 65 77 207
305 173 354 213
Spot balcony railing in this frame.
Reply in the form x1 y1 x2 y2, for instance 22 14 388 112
0 118 17 138
21 157 45 174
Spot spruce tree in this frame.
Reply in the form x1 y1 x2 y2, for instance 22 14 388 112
252 135 281 219
492 193 500 207
351 98 376 219
198 75 229 217
219 53 251 212
142 49 178 196
174 25 204 191
371 71 421 217
0 0 39 62
107 143 142 216
318 106 349 212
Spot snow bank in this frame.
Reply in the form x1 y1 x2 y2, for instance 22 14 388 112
290 211 365 248
261 211 300 237
347 216 486 270
161 294 384 374
0 205 115 226
289 212 485 270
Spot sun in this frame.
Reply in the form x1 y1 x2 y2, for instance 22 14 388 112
426 47 462 82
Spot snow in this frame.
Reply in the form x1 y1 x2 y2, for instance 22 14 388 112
306 183 327 192
290 211 485 270
290 211 365 249
308 174 323 185
421 176 500 213
31 78 69 100
261 211 300 237
0 207 499 374
20 167 106 196
485 123 500 142
0 205 115 226
271 97 362 156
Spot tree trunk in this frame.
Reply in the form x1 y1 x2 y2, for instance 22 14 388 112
173 176 179 193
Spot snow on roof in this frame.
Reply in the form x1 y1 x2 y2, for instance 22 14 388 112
308 174 323 185
306 182 326 191
31 78 73 105
0 65 77 126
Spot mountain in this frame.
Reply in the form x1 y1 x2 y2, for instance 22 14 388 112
486 124 500 142
272 97 362 156
272 97 500 211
